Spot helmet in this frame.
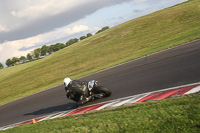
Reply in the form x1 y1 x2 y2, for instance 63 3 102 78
63 77 72 87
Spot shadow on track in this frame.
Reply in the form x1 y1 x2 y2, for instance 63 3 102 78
24 102 78 116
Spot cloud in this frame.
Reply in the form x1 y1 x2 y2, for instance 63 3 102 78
10 0 92 20
0 40 35 66
62 25 89 35
133 9 143 13
0 0 132 43
18 24 90 51
0 23 93 66
0 24 9 32
0 44 2 51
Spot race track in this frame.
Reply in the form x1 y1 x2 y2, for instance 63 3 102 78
0 39 200 127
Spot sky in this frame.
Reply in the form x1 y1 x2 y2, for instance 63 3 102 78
0 0 187 67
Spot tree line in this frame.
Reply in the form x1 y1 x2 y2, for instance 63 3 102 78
0 26 109 69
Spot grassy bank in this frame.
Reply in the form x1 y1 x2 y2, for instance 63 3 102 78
1 93 200 133
0 0 200 105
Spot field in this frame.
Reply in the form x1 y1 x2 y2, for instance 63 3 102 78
0 0 200 105
1 93 200 133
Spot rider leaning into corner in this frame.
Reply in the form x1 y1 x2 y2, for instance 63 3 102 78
63 77 93 105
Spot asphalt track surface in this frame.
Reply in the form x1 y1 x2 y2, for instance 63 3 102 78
0 39 200 127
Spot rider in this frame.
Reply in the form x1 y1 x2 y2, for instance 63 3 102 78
63 77 92 105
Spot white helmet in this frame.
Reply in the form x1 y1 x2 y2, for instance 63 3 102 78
63 77 72 87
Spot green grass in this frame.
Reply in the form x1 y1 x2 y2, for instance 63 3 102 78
1 93 200 133
0 0 200 105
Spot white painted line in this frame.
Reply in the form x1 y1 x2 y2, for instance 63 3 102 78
96 101 119 110
126 93 151 104
184 85 200 95
0 127 11 131
0 122 22 131
49 114 64 120
38 110 73 122
111 94 149 107
84 82 200 109
141 82 200 97
111 97 137 107
48 111 72 119
38 114 58 121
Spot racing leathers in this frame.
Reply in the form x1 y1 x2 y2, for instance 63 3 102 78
65 80 92 105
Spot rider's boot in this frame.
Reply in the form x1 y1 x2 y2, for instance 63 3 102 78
78 95 90 105
86 95 92 101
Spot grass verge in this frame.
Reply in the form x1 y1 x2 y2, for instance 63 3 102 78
0 0 200 105
1 93 200 133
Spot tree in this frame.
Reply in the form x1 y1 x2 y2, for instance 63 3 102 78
50 45 55 52
50 44 57 52
12 57 20 65
41 45 48 56
46 46 52 55
96 26 110 34
87 33 92 38
0 62 3 69
102 26 109 31
66 40 71 46
59 43 65 49
80 36 86 40
54 44 59 51
20 56 26 63
66 38 79 47
27 53 32 60
49 43 65 52
34 51 40 59
32 48 40 59
6 59 13 67
73 38 79 43
34 48 41 56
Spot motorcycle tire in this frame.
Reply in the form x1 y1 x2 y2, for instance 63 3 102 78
93 86 112 97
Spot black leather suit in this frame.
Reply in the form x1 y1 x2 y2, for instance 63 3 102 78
65 80 91 105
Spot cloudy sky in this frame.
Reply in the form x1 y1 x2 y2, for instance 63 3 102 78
0 0 187 66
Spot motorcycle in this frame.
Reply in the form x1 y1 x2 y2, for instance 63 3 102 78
65 80 112 104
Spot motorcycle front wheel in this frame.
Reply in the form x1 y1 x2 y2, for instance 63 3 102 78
93 86 112 97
